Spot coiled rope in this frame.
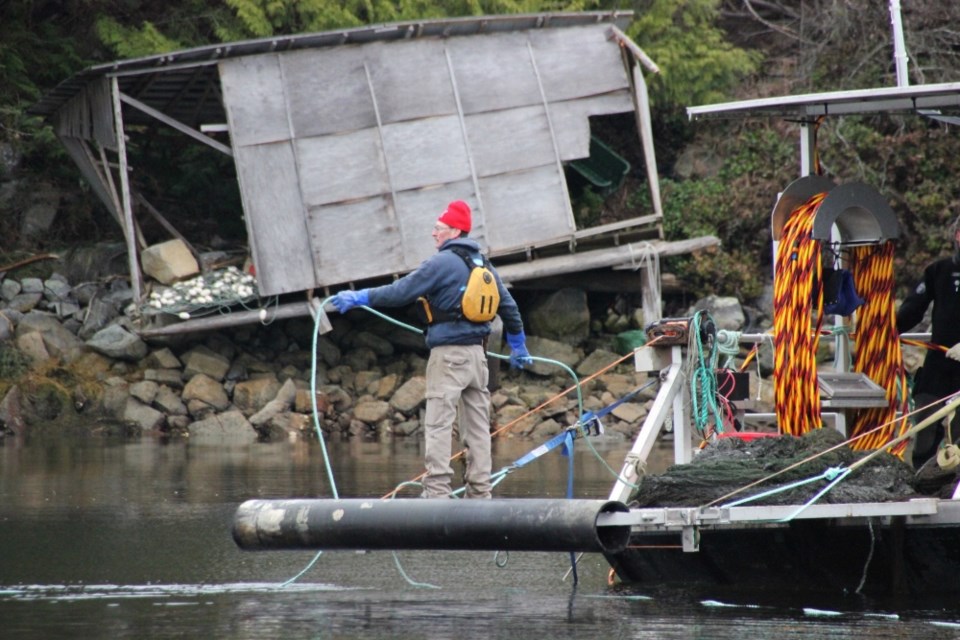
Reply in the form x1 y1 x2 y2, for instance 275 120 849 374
772 192 826 436
772 194 909 453
847 243 910 452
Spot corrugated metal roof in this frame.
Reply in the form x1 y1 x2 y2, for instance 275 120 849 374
687 81 960 120
30 11 633 127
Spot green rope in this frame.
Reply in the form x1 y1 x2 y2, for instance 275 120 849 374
689 311 724 436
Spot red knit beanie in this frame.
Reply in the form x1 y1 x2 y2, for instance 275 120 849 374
437 200 472 233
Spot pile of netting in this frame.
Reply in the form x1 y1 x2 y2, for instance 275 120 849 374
143 266 259 318
630 428 917 508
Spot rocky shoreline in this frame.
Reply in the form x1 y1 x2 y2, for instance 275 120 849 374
0 263 689 445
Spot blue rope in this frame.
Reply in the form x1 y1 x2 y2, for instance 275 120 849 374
719 466 850 522
565 430 578 586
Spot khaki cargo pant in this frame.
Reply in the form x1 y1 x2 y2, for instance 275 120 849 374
422 344 492 498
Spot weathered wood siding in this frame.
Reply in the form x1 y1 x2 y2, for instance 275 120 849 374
220 23 632 296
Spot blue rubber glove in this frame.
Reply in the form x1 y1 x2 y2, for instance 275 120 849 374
331 289 369 314
506 331 533 369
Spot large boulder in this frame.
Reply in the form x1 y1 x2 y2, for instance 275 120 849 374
526 288 590 345
86 323 147 361
188 410 257 445
141 239 199 285
17 311 87 363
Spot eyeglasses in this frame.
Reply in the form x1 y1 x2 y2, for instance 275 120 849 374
433 224 453 233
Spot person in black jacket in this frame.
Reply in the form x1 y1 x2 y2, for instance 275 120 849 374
896 220 960 469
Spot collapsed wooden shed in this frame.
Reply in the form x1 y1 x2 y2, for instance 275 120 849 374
30 11 715 335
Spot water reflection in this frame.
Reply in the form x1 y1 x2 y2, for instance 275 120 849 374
1 434 947 639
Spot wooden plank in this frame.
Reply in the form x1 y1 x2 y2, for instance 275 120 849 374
494 237 720 283
219 55 290 147
448 31 542 114
380 115 471 191
366 39 458 124
282 47 377 138
119 92 233 156
139 301 313 338
134 192 203 267
610 26 660 74
528 25 630 103
308 196 407 286
296 129 389 207
59 136 121 226
464 106 554 177
111 77 142 304
480 165 574 251
233 142 316 295
550 92 634 161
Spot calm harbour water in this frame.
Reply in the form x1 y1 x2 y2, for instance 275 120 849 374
1 433 959 639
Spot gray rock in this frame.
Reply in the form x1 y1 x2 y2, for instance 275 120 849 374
264 412 311 440
43 279 72 301
353 331 395 357
154 385 188 416
15 332 50 365
576 349 622 377
687 295 745 331
0 386 26 436
123 398 165 431
0 312 14 341
144 368 184 388
0 279 21 301
188 410 257 445
7 292 42 313
232 376 282 415
181 345 231 381
71 282 99 306
523 336 582 377
249 379 297 426
129 380 159 405
145 347 181 370
86 324 147 361
20 277 43 294
52 300 81 319
389 376 426 414
100 382 130 418
182 373 230 411
315 335 341 367
167 415 191 431
611 401 645 424
527 288 590 345
78 298 119 340
343 347 377 372
393 419 421 436
186 398 217 420
353 400 390 424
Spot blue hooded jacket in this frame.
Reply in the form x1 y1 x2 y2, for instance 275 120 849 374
366 237 523 349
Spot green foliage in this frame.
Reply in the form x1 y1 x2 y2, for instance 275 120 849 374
628 0 761 109
216 0 603 39
95 17 183 58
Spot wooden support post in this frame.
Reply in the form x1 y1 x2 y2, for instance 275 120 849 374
134 192 204 269
111 76 143 306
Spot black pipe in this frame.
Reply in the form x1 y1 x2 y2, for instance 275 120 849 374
233 498 631 554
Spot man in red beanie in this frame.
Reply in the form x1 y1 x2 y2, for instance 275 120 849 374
332 200 531 498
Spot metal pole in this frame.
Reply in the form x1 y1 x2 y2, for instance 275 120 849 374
889 0 910 87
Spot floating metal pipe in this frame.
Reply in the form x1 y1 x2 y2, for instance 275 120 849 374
233 498 631 554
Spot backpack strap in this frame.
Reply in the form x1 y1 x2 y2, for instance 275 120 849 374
419 247 476 325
